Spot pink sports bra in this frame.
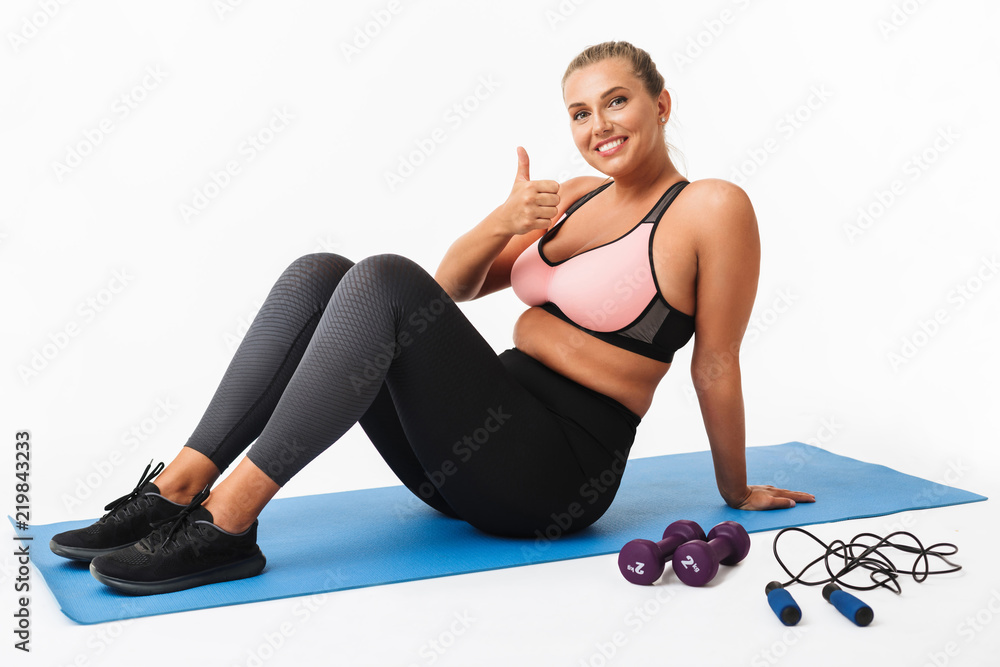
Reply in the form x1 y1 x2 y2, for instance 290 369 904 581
510 180 695 363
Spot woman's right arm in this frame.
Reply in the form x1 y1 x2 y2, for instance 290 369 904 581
435 148 609 302
435 147 559 302
433 203 532 302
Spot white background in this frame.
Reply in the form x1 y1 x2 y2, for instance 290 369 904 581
2 0 999 665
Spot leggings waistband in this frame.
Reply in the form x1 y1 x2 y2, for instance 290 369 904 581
498 347 640 459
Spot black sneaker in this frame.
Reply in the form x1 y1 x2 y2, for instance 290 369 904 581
49 461 185 562
89 487 266 595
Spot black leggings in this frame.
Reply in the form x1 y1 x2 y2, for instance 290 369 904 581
184 253 641 537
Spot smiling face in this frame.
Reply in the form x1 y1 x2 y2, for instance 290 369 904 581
563 58 669 179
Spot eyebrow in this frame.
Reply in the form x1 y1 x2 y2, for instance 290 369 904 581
567 86 629 110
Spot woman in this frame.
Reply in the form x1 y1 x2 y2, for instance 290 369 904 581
51 41 814 595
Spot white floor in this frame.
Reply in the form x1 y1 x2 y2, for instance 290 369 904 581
4 1 999 665
8 440 999 667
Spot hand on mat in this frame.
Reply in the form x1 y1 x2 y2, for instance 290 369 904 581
499 146 561 236
730 485 815 511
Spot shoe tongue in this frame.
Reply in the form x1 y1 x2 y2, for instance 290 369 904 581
140 481 161 495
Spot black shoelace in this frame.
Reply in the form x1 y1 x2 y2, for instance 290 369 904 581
143 485 212 554
100 460 165 523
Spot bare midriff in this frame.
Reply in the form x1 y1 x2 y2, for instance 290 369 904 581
512 306 670 418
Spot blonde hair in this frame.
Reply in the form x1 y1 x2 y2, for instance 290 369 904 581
562 41 664 102
562 41 684 171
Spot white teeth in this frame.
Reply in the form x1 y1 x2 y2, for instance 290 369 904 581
598 138 624 153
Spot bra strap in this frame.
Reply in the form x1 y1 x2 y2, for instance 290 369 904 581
642 180 689 223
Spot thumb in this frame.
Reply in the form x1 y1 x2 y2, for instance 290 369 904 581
515 146 530 182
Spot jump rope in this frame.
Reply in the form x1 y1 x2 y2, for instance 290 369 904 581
764 526 962 626
617 521 962 627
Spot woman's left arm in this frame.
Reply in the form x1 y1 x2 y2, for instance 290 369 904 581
688 180 815 510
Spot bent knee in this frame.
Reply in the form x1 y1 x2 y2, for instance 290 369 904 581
350 253 425 277
278 253 355 293
285 252 354 276
344 254 447 297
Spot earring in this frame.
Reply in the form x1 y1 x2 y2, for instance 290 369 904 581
660 117 666 124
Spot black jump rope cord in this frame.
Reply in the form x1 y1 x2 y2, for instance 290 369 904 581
772 527 962 594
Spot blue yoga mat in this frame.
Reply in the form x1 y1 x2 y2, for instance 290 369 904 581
14 442 987 624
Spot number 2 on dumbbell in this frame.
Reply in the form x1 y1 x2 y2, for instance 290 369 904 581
671 521 751 587
678 554 699 573
617 520 706 585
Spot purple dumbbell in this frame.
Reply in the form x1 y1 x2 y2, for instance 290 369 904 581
618 520 707 585
671 520 751 587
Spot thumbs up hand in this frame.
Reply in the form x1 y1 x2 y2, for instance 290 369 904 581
499 146 561 236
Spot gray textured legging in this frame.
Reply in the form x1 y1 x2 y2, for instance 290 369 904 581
183 253 639 537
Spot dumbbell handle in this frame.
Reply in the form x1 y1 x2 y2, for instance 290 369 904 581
705 535 736 561
672 521 750 587
618 520 706 586
653 533 691 557
617 535 689 584
674 535 736 577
